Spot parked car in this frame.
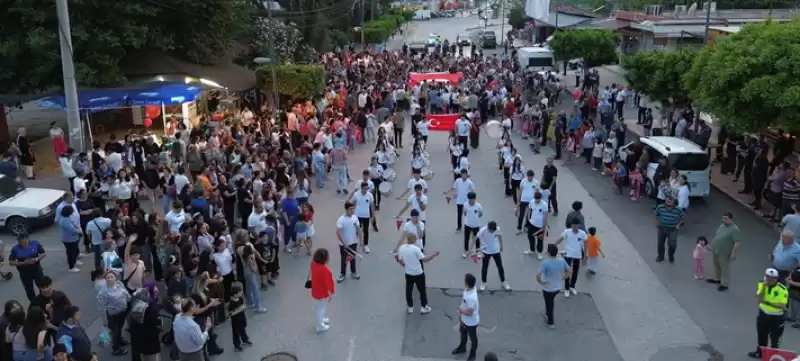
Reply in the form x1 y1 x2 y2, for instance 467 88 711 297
409 41 428 54
0 175 65 236
457 33 472 46
479 30 497 49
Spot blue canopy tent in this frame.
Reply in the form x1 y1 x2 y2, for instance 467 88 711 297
127 83 202 106
38 89 129 113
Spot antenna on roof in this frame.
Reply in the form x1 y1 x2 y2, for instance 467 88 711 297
687 2 698 16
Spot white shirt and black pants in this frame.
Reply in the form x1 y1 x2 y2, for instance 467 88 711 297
337 215 360 278
509 166 525 204
562 229 588 292
517 178 538 231
478 227 506 284
454 288 480 360
353 191 375 247
462 202 482 252
398 244 428 309
527 200 548 254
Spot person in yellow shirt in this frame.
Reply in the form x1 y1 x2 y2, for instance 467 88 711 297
585 227 605 275
748 268 789 359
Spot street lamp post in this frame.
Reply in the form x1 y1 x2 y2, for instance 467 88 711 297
253 56 279 114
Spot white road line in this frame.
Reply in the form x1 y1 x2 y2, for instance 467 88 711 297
347 336 356 361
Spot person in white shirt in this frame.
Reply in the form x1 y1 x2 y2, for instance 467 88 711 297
397 171 428 200
397 234 440 314
470 221 510 291
452 273 480 360
336 202 363 282
107 151 123 173
165 201 187 233
554 220 588 297
416 118 431 143
396 184 429 234
460 192 483 258
351 182 376 254
676 175 691 211
448 133 464 171
247 203 269 235
455 116 471 148
393 209 426 252
516 170 539 232
523 192 549 259
509 156 525 198
444 170 476 232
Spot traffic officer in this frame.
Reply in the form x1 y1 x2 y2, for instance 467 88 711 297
748 268 789 359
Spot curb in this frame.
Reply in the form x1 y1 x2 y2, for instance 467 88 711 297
601 65 625 76
707 169 781 230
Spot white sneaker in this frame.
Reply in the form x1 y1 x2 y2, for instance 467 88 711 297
256 308 268 313
323 318 330 324
364 246 370 254
316 324 330 333
420 306 432 314
285 247 293 253
479 283 486 291
502 282 511 290
564 290 570 298
68 268 80 273
75 261 83 266
523 250 534 255
536 253 543 260
462 253 468 258
570 288 578 295
77 253 84 258
408 307 414 314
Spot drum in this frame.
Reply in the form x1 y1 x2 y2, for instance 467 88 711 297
378 182 393 195
383 168 397 182
421 167 434 180
485 120 504 139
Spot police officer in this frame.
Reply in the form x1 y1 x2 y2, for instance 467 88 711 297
748 268 789 359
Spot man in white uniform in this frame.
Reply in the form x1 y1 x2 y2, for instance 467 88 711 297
470 221 510 291
395 185 429 247
397 232 440 314
351 182 375 254
445 169 476 231
523 192 549 259
336 202 363 282
461 192 483 258
516 170 540 233
455 115 471 149
452 273 480 361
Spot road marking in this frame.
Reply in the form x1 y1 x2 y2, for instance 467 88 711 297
347 336 356 361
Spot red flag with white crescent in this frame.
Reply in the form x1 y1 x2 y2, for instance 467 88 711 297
427 114 460 132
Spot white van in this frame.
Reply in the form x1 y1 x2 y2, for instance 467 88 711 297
619 136 711 198
517 47 556 73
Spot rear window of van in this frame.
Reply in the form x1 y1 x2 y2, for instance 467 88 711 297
668 153 710 171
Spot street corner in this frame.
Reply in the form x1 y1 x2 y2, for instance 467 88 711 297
401 289 621 361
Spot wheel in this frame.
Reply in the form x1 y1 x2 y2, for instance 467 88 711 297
6 217 30 236
2 272 12 281
644 179 655 199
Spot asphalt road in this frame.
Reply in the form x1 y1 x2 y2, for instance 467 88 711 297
0 16 793 361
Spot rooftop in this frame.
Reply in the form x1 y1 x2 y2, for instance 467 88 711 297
709 25 741 33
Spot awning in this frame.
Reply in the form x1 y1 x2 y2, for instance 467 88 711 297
120 49 256 92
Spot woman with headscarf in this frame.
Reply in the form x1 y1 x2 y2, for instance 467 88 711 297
16 128 35 180
128 285 161 361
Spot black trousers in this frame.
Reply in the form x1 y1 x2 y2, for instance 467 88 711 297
63 241 80 269
543 290 558 325
554 137 563 159
510 179 521 204
456 204 464 229
735 156 746 179
756 310 785 351
339 244 358 276
451 154 459 170
517 201 529 230
481 253 505 283
371 179 382 207
743 166 754 192
231 320 250 348
526 224 544 253
19 268 43 302
222 273 235 301
637 107 647 123
564 257 581 290
394 128 404 147
463 226 479 252
503 167 511 195
457 324 478 358
107 311 128 351
404 273 428 307
358 217 371 245
549 183 559 213
753 181 767 207
458 135 468 149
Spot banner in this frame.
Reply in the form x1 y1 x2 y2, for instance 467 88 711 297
408 72 464 87
761 347 797 361
427 114 460 132
525 0 550 22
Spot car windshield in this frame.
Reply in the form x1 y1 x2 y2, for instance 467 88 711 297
0 176 25 200
482 33 496 39
668 153 710 171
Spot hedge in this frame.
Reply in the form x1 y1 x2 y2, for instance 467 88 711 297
356 12 413 44
255 64 325 102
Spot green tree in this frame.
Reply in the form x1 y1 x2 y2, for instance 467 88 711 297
507 5 527 30
623 49 695 107
684 20 800 132
548 29 618 69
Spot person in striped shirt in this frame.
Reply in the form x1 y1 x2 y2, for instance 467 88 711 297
654 197 685 263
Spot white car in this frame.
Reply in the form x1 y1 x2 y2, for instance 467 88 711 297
427 34 442 45
0 175 65 236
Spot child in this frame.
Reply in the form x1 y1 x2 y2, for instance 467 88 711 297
228 282 252 351
565 130 576 163
585 227 605 275
629 166 643 201
693 236 709 280
656 179 669 205
294 214 309 257
302 203 315 255
601 141 615 175
591 138 603 171
265 226 281 284
612 159 627 194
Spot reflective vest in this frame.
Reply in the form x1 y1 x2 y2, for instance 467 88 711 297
757 281 789 315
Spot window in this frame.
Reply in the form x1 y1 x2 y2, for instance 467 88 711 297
645 145 663 163
528 57 553 68
668 153 710 171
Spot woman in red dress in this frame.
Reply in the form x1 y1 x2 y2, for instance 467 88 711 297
49 121 68 157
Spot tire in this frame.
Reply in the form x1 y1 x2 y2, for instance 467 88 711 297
6 217 29 236
2 272 12 281
645 179 655 199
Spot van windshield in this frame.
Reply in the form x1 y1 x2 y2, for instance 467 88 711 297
668 153 710 171
528 57 553 68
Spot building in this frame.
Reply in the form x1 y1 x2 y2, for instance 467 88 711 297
528 4 602 43
707 25 740 46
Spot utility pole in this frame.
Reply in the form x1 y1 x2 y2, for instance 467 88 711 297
500 0 506 50
694 0 712 134
55 0 84 151
267 1 280 112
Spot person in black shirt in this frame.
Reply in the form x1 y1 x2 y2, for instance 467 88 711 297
104 134 123 154
227 283 252 351
542 158 559 215
411 110 422 140
221 175 237 228
31 276 54 309
236 178 253 224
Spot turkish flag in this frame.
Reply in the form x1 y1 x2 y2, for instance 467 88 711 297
761 347 797 361
428 114 460 132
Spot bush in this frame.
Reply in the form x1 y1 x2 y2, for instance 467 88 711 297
255 64 325 103
328 29 352 50
357 13 410 44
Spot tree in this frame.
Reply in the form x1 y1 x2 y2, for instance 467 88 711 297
548 29 618 69
256 64 325 104
250 19 305 64
685 20 800 132
507 5 527 30
623 49 695 108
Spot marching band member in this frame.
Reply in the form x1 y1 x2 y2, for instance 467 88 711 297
449 130 464 172
444 169 476 234
397 169 428 200
368 157 384 211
